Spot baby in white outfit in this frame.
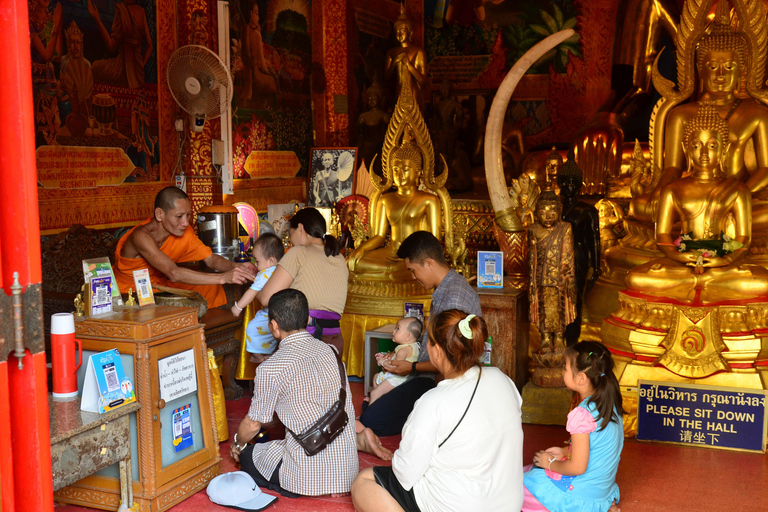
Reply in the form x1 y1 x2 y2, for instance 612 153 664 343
369 316 423 404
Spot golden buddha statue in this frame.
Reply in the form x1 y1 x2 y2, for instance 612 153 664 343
347 136 442 281
625 103 768 303
342 8 453 375
588 0 768 322
347 5 453 285
629 1 768 226
385 5 427 99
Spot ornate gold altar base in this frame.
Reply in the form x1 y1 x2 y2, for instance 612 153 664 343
601 290 768 436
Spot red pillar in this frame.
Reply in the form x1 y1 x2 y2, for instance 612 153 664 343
0 1 53 511
0 244 14 512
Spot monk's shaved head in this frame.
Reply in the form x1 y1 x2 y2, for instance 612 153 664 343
155 186 189 212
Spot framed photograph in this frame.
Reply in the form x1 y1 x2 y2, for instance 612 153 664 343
308 148 357 207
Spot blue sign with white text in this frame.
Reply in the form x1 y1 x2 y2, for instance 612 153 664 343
637 381 767 453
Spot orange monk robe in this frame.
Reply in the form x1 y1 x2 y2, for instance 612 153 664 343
113 220 227 308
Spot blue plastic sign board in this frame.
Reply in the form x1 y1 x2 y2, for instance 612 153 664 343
477 251 503 288
172 404 194 452
81 348 137 414
637 380 767 453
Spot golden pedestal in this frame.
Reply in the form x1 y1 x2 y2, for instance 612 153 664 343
601 291 768 435
520 382 574 426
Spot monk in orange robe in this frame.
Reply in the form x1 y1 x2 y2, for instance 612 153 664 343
113 187 256 308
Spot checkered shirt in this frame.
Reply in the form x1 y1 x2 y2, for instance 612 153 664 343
247 331 358 495
415 269 483 365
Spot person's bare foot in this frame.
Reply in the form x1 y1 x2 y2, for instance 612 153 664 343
608 502 621 512
356 427 393 461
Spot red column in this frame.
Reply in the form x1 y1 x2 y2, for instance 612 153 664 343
0 1 53 511
0 245 14 512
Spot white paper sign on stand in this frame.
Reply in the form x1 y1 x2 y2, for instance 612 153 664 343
158 349 197 402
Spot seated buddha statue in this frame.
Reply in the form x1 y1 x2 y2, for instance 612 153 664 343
630 5 768 226
347 135 441 281
625 103 768 303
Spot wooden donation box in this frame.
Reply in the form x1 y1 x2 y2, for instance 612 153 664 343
54 306 221 511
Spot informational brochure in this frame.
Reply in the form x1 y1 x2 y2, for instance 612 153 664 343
81 348 137 414
404 302 424 323
89 275 113 315
172 404 194 452
83 257 122 305
477 251 504 289
132 268 155 307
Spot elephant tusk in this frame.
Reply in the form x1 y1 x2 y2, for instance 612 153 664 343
484 29 576 232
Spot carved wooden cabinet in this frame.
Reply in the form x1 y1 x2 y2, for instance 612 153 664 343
54 306 220 511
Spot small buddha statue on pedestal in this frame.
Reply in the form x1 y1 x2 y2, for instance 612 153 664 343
528 191 577 387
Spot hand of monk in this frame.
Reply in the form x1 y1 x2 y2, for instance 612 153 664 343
382 358 411 376
225 263 257 285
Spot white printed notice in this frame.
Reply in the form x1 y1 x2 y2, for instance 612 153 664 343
158 349 197 402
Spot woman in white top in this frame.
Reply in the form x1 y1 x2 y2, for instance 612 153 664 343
351 310 524 512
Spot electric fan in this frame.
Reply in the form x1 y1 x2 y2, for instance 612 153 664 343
167 45 233 133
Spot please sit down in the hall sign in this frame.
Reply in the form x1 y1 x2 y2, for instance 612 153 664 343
637 380 767 453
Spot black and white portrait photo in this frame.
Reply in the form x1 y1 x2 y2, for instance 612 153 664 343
308 148 357 207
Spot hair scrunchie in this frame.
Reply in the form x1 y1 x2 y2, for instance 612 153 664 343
322 233 326 241
458 314 476 339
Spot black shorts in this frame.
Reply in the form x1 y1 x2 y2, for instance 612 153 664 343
239 445 301 498
372 466 422 512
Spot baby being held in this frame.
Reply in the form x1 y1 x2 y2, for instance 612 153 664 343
231 233 284 365
369 316 423 404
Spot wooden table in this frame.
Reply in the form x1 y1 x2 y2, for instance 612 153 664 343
50 397 141 508
476 287 529 389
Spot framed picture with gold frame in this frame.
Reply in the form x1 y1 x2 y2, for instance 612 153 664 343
308 148 357 208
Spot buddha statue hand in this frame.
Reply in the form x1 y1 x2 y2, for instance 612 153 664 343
347 246 366 272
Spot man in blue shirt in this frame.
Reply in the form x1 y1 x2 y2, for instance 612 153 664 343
359 231 482 436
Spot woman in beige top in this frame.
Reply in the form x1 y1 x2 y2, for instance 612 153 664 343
257 208 348 353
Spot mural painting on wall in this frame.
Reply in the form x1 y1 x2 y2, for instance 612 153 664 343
31 0 160 189
229 0 313 182
424 0 580 144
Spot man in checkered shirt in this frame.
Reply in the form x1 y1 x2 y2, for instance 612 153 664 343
359 231 482 436
230 289 358 497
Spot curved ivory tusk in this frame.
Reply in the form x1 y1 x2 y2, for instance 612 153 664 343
484 29 576 222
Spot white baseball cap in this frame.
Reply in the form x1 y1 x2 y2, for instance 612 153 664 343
207 471 278 511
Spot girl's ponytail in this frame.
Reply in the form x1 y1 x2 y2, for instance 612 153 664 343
565 341 624 430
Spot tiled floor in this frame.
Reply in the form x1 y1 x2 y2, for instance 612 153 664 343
55 381 768 512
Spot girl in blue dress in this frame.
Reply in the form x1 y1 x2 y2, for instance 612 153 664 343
523 341 624 512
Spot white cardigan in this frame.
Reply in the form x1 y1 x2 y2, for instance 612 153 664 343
392 366 524 512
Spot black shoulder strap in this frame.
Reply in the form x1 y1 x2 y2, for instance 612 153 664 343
438 366 481 448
